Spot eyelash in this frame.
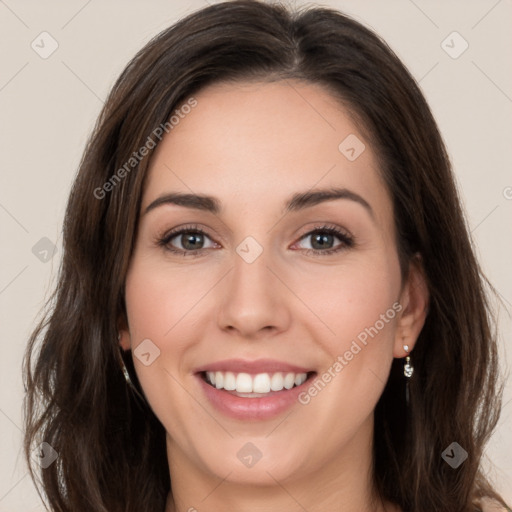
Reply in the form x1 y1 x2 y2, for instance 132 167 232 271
155 223 355 257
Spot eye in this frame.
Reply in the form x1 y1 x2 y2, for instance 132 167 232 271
294 225 354 255
156 225 219 255
156 223 354 257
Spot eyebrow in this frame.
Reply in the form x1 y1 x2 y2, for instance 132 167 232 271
144 187 373 218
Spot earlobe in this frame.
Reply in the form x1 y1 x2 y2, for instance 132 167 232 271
393 254 429 358
117 314 131 351
118 331 131 351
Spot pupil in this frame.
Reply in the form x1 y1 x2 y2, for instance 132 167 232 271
182 233 203 250
312 233 333 250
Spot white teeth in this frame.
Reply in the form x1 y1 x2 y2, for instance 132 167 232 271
253 373 271 393
214 371 224 389
223 371 236 390
236 373 253 392
284 373 295 389
295 373 307 386
204 371 309 393
270 372 284 391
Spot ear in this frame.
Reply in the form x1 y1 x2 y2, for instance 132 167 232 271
393 254 429 358
117 312 131 352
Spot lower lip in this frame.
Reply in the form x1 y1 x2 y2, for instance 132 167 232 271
196 373 315 421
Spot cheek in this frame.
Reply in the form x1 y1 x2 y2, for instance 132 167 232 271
123 260 200 387
291 256 401 433
291 252 401 354
123 255 227 380
290 254 400 417
122 260 208 432
124 258 216 342
337 269 399 351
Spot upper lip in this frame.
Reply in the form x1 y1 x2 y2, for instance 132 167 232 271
194 358 314 375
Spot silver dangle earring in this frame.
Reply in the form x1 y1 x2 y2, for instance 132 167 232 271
117 333 147 403
117 333 135 388
403 344 414 405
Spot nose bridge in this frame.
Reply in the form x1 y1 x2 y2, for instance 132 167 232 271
230 239 276 308
232 240 272 294
216 238 290 336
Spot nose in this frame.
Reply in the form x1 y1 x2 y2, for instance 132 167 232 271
216 246 291 340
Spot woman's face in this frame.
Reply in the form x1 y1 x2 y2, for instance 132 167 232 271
121 80 427 488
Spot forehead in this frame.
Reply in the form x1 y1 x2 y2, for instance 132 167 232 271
142 80 389 218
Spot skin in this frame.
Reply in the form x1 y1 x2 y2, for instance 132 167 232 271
119 80 429 512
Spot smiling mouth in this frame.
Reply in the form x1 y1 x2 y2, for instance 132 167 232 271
199 370 317 397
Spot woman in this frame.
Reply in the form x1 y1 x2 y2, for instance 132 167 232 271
23 1 511 511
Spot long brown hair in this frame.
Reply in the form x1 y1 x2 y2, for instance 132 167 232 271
23 1 509 511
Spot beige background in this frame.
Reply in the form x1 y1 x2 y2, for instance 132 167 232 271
0 0 511 509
